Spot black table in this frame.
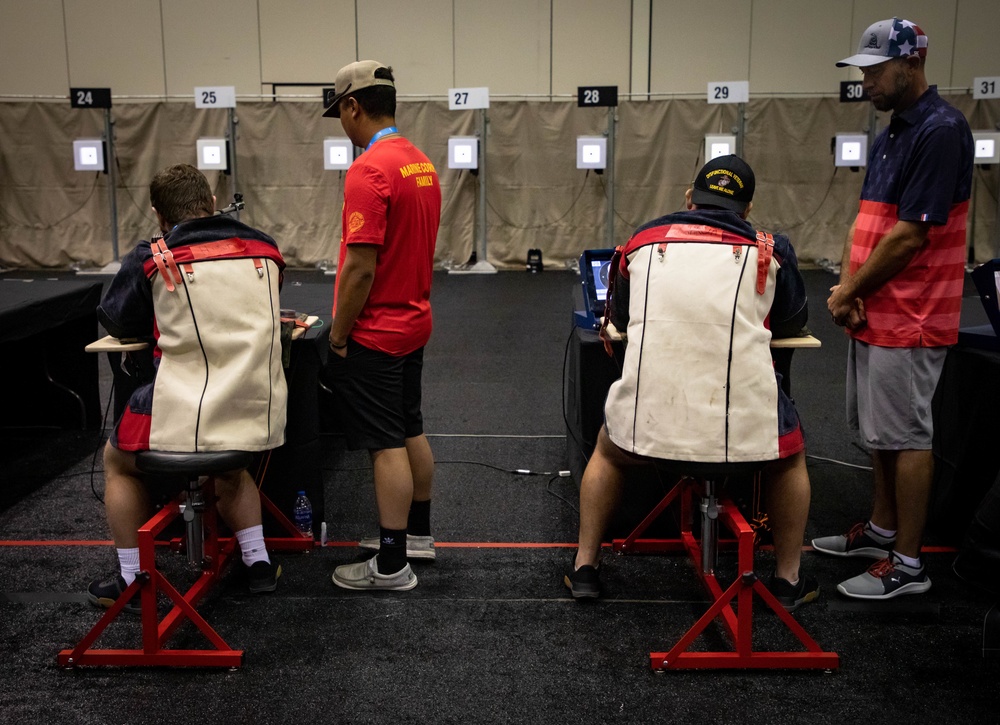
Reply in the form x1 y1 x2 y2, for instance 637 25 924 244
931 343 1000 542
0 279 102 429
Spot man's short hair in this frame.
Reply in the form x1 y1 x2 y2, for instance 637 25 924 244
350 66 396 120
149 164 215 227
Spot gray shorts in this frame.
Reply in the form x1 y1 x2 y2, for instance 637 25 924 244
846 339 947 450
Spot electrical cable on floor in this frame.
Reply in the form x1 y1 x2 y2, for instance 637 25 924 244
806 453 873 471
561 325 591 464
546 473 579 514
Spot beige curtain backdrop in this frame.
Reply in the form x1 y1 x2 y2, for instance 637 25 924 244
0 96 997 269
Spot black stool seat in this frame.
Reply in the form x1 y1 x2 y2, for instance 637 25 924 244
653 459 773 479
134 450 253 476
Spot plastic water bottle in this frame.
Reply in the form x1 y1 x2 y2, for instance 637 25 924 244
293 491 313 538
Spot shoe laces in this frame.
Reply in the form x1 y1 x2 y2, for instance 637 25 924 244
868 558 895 578
845 522 868 545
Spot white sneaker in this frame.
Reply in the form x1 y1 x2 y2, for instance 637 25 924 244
358 534 436 561
332 556 418 591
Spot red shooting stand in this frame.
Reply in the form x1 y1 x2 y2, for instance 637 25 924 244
58 479 312 669
612 475 838 671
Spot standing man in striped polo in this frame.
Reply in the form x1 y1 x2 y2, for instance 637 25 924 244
816 18 974 599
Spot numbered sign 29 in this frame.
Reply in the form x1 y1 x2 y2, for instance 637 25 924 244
707 81 748 104
973 77 1000 100
70 87 112 109
194 86 236 109
448 87 489 111
839 81 869 103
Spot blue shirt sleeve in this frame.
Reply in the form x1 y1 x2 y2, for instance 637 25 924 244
897 122 971 225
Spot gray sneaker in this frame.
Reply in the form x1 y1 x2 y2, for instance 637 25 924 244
836 554 931 599
332 556 418 591
811 522 894 559
358 534 436 561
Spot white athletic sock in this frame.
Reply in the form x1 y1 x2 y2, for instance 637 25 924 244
235 525 270 567
867 521 896 539
893 551 922 570
117 547 140 586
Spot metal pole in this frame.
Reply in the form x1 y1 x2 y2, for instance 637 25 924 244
735 103 746 157
104 108 120 261
993 163 1000 260
227 107 240 221
453 107 497 274
605 106 617 248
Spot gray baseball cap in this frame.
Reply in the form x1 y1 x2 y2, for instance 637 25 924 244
323 60 395 118
836 17 928 68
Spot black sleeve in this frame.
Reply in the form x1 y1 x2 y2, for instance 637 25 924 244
607 249 630 330
97 245 154 339
770 235 808 339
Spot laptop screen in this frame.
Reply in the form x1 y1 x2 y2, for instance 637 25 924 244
578 248 615 327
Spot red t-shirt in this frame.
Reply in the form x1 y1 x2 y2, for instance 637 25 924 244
335 136 442 356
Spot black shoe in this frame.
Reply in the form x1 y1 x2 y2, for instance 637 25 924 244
564 563 602 600
247 560 282 594
766 573 819 612
86 573 141 614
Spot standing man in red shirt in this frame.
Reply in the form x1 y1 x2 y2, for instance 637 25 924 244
320 61 442 591
815 19 973 599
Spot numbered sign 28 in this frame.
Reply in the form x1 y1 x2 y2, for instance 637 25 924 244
194 86 236 109
70 87 112 109
707 81 748 105
973 77 1000 100
577 86 618 107
448 87 489 111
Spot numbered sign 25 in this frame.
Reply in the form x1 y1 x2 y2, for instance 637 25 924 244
707 81 748 105
70 87 112 109
448 87 489 110
973 77 1000 100
194 86 236 109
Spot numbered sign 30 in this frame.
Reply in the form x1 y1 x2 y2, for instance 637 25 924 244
448 87 489 111
839 81 870 103
707 81 748 105
195 86 236 109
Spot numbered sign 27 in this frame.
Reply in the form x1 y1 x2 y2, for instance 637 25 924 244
448 87 489 111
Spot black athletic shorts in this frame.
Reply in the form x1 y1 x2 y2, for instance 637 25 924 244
320 338 425 451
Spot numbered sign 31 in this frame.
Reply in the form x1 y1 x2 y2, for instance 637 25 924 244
707 81 748 104
973 77 1000 100
195 86 236 109
70 87 112 109
448 87 489 111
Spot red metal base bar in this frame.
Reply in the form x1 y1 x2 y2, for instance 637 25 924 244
614 478 839 672
58 481 245 669
57 484 312 669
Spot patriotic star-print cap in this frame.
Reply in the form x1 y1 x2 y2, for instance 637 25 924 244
836 17 928 68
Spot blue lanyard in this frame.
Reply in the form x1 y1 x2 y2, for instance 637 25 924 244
366 126 398 151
